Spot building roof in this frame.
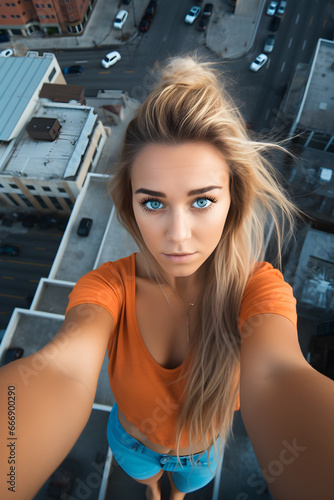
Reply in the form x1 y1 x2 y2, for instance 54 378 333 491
40 83 86 105
294 39 334 134
0 52 59 142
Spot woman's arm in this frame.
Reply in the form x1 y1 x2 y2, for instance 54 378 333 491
240 313 334 500
0 304 113 500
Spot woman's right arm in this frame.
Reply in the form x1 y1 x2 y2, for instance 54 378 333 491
0 304 113 500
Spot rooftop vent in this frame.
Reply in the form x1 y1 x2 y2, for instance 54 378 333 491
27 117 61 141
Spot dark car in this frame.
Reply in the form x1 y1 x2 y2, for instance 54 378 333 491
138 17 151 32
1 216 14 227
2 347 24 365
22 213 39 227
264 33 276 53
0 34 10 43
0 244 19 256
63 65 84 75
197 15 209 31
77 217 92 237
269 15 281 31
122 0 131 4
203 3 213 16
145 0 157 18
38 214 59 230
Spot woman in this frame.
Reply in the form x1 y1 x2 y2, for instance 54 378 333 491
0 55 333 500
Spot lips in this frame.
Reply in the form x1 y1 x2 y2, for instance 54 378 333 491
162 253 196 263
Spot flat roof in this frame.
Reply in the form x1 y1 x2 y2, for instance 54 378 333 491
0 52 57 142
297 39 334 133
1 102 97 179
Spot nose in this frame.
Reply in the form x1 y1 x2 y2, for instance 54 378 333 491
167 208 192 242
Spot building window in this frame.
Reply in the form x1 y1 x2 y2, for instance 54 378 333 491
6 3 10 6
16 15 20 17
5 194 20 206
34 195 48 209
41 2 45 6
0 183 4 188
1 15 6 18
26 185 36 190
50 197 62 210
9 183 19 189
11 15 15 18
48 67 56 82
64 197 73 209
39 14 44 18
35 3 39 7
47 2 51 6
67 6 71 11
18 194 33 207
51 14 55 18
42 186 51 192
58 187 66 193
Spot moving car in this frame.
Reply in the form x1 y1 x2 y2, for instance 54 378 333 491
113 10 128 29
63 65 84 75
138 17 151 32
22 213 39 227
38 214 59 230
0 244 19 256
197 15 209 31
250 53 268 72
185 6 201 24
269 15 281 31
277 0 287 15
0 48 13 57
203 3 213 16
264 33 275 53
145 0 157 19
77 217 93 237
101 51 121 68
266 1 278 16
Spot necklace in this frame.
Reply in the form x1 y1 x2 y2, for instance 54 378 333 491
154 278 200 343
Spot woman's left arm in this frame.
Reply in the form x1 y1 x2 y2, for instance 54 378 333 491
240 313 334 500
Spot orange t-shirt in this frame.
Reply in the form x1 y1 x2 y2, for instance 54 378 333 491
66 254 297 448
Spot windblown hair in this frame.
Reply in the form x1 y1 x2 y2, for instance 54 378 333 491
110 54 298 461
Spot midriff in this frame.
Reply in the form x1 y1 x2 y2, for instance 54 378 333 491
117 407 211 455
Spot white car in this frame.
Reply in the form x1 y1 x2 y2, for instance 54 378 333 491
185 6 201 24
113 10 128 29
266 1 278 16
277 0 287 15
0 48 14 58
250 53 268 72
101 51 121 69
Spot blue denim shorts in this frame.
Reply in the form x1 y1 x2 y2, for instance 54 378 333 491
106 403 223 494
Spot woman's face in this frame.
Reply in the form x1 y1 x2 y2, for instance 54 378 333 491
131 142 231 279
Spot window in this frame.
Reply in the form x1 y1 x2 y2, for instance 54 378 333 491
47 3 51 6
58 187 66 193
10 183 19 189
48 67 56 81
41 2 45 6
1 15 6 18
26 185 36 190
42 186 51 192
5 194 20 206
0 183 4 188
5 3 10 6
39 14 44 18
67 6 71 11
35 3 39 7
50 197 62 210
11 15 15 18
34 195 48 209
64 197 73 209
18 194 33 207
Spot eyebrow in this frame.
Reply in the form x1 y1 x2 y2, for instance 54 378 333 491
134 186 223 197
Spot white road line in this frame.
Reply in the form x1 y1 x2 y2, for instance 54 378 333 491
75 60 88 63
281 61 286 72
267 58 271 69
302 40 307 50
265 109 270 120
288 37 293 48
295 13 300 24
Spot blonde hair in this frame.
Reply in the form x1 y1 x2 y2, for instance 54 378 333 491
110 54 298 461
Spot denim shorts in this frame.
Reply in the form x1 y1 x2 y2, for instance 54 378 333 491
106 403 223 494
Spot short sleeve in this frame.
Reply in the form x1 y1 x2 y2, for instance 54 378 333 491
238 262 297 331
65 262 125 322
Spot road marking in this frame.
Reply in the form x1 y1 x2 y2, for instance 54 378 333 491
0 311 7 315
281 61 286 72
323 19 327 29
265 109 270 120
309 16 313 26
124 70 135 73
99 71 110 74
302 40 307 50
0 293 25 300
2 276 15 280
29 279 39 283
295 13 300 24
288 37 293 48
267 58 271 69
0 258 51 267
35 247 46 250
75 60 88 63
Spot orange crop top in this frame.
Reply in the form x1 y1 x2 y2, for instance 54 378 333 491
66 254 297 448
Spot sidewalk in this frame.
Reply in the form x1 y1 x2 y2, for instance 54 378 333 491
9 0 266 59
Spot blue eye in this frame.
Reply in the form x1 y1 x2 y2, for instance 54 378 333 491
192 197 213 209
142 199 164 211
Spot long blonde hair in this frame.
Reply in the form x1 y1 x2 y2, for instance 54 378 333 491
110 54 298 460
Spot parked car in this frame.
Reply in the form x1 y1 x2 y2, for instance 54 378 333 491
138 17 151 32
185 6 201 24
22 213 39 227
77 217 92 236
101 51 121 69
113 10 128 29
0 34 10 43
250 53 268 72
63 65 84 75
269 15 281 31
197 15 209 31
2 347 24 365
264 33 276 53
0 48 13 57
0 244 19 256
1 216 14 227
202 3 213 16
145 0 157 19
38 214 59 230
277 0 287 15
266 1 278 16
122 0 131 4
